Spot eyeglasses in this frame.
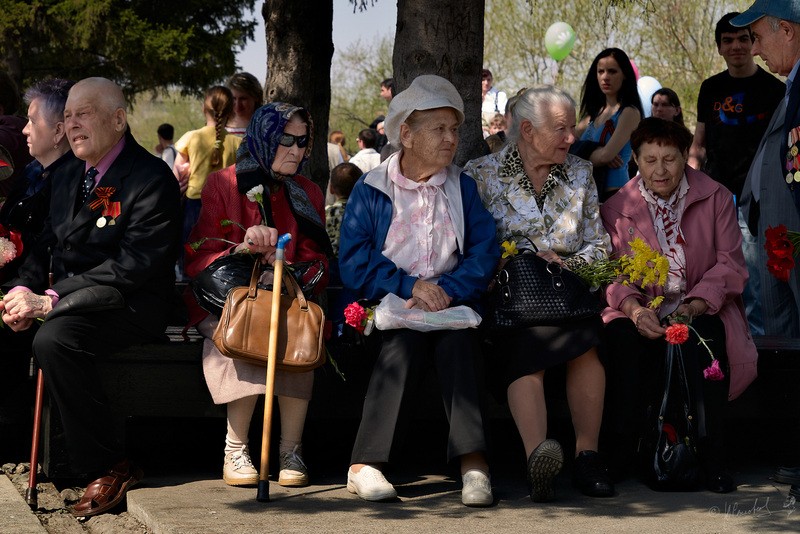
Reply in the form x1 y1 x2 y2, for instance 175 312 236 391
278 133 309 148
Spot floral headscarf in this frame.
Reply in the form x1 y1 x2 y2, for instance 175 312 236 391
237 102 314 179
235 102 331 257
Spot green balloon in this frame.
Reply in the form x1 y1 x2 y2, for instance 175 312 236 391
545 22 576 62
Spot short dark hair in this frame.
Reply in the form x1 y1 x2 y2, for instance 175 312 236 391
715 12 751 47
381 78 395 96
157 123 174 141
651 88 685 126
481 68 493 79
330 162 362 198
631 117 694 157
0 71 20 115
226 72 264 108
357 128 378 149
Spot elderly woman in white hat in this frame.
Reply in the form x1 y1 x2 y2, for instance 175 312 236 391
338 75 500 507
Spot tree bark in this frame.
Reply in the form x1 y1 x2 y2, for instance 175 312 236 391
393 0 486 166
264 0 334 190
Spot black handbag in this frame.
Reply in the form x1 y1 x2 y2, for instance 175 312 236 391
485 237 601 329
638 343 703 491
191 252 324 317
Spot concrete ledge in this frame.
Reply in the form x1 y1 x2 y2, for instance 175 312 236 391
0 475 46 534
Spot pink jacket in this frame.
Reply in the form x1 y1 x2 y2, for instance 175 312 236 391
600 166 757 400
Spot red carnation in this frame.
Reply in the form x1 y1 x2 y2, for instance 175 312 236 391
703 359 725 381
344 302 367 333
767 255 795 282
665 323 690 345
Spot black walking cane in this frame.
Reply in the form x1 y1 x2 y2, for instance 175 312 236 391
257 233 292 502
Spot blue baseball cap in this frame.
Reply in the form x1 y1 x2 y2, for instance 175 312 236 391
731 0 800 26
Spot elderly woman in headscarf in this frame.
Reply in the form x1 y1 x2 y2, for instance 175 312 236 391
339 75 499 507
185 103 330 489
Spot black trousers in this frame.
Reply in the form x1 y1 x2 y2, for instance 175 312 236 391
603 315 730 472
33 309 158 474
350 328 488 465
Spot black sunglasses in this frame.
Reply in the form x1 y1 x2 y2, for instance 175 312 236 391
278 133 309 148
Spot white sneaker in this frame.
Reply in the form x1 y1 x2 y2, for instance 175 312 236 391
223 446 259 486
346 465 397 501
461 469 493 507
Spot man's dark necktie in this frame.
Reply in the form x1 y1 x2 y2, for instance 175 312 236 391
82 167 99 204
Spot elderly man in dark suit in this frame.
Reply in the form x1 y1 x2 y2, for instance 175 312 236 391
732 0 800 496
0 77 181 517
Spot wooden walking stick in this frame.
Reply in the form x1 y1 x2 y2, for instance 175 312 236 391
257 233 292 502
25 256 53 508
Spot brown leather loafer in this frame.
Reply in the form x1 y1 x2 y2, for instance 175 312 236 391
71 459 143 518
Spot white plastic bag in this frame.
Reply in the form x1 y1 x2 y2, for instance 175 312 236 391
374 293 482 332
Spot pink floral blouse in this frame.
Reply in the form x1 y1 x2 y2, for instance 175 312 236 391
382 155 458 280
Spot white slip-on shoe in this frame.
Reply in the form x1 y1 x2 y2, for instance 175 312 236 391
462 469 493 507
346 465 397 501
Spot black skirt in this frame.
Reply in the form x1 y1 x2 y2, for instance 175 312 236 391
486 315 602 394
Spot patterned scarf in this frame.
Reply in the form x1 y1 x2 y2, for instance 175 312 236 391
501 143 568 211
235 103 332 256
639 175 690 318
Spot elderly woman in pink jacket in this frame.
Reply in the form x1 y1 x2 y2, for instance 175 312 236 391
601 118 757 494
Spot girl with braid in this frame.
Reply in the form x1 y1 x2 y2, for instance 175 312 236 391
174 86 242 248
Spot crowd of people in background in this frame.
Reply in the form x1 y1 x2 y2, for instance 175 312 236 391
1 0 800 518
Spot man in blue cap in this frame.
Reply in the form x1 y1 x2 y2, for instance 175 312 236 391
732 0 800 498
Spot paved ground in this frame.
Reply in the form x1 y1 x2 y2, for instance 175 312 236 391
123 466 800 534
4 456 800 534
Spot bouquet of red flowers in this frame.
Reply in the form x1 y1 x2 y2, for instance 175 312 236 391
764 224 800 282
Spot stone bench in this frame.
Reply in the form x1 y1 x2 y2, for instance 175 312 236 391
40 322 800 478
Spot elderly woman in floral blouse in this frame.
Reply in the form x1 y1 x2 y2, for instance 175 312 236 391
463 86 613 502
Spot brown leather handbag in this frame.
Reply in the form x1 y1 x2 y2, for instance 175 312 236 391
212 260 326 372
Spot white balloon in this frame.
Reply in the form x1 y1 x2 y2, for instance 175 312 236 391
637 76 662 118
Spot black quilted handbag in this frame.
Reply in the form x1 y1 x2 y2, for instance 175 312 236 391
638 343 702 491
191 252 324 317
485 237 601 329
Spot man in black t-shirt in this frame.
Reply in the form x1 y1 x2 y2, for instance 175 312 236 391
688 12 785 337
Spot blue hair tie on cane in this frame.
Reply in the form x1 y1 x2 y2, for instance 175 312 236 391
275 233 292 261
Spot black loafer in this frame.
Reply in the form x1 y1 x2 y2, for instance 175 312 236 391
572 450 614 497
706 471 736 494
774 466 800 486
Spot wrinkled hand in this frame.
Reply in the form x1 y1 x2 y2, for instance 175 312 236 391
608 155 624 169
630 306 664 340
670 299 708 323
410 279 451 312
235 225 279 265
536 249 564 266
1 290 50 331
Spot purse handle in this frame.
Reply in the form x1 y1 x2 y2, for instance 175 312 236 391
658 344 705 441
504 234 539 254
246 257 310 311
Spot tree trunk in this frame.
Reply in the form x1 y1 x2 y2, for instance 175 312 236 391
264 0 334 190
393 0 486 166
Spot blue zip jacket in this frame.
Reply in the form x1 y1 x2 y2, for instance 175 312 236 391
339 152 500 308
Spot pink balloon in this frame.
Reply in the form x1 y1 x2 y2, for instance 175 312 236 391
630 59 640 81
